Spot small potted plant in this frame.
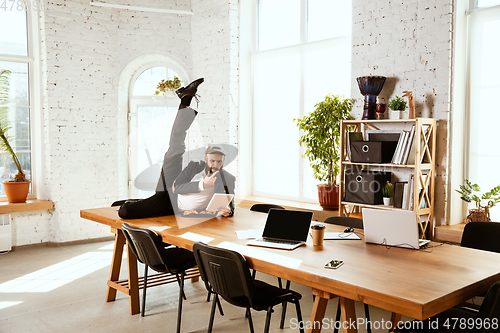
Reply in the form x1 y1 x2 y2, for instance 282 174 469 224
388 95 407 119
154 76 181 96
0 69 30 203
294 94 352 210
382 181 393 206
456 179 500 223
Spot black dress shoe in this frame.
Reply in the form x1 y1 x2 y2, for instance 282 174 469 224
176 78 204 99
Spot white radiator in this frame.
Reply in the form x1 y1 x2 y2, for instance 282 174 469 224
0 214 12 252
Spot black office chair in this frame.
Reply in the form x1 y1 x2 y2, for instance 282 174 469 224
395 281 500 332
323 215 371 333
457 221 500 310
324 216 364 230
121 223 197 333
249 203 291 327
250 203 285 213
192 242 304 333
461 222 500 253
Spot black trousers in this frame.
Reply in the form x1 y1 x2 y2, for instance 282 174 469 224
116 107 197 219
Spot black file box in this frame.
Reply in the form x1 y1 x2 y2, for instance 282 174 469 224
350 141 398 163
344 170 391 205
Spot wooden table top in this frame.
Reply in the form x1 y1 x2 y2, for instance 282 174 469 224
81 206 500 321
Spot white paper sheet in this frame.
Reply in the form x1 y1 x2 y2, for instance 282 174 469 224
324 232 361 240
235 229 262 240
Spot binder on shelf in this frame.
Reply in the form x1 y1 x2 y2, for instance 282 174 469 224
407 174 414 210
393 181 407 208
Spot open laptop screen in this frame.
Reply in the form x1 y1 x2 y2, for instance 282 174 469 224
262 209 313 242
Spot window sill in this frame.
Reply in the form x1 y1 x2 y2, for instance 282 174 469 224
0 199 54 214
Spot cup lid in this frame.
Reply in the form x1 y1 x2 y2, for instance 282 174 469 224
311 224 326 230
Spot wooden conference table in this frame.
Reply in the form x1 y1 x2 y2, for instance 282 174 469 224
81 207 500 333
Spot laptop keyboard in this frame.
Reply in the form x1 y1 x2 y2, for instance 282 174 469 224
258 237 301 245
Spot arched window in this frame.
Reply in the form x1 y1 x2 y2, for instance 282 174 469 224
128 65 188 198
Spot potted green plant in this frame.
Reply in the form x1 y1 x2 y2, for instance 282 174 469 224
0 69 30 203
154 76 181 96
382 181 393 206
456 179 500 223
294 94 352 210
388 95 407 119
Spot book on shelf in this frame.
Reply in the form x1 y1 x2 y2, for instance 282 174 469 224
407 174 414 210
402 125 416 165
392 130 409 164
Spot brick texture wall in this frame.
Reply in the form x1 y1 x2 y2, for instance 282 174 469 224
13 0 453 246
351 0 453 226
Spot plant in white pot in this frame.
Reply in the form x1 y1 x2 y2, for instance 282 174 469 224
382 181 393 206
294 94 352 210
0 69 30 203
388 95 407 119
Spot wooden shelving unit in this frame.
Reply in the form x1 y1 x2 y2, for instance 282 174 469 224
338 118 437 239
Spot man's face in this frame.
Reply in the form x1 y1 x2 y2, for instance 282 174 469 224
205 153 225 173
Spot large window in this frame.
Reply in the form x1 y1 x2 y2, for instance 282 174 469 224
0 9 33 196
466 0 500 221
128 65 187 198
252 0 352 201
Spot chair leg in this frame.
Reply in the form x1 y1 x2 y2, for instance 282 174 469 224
207 294 219 333
264 305 274 333
176 271 186 333
175 273 187 300
207 289 211 302
334 299 341 333
215 291 224 316
252 269 256 280
294 300 304 333
277 277 282 289
247 307 255 333
280 280 291 328
141 265 148 317
364 303 371 333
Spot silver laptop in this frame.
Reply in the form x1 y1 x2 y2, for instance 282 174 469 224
247 209 313 250
362 208 430 249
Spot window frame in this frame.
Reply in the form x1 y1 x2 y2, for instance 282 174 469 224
450 0 500 223
246 0 352 202
127 62 189 197
0 9 40 200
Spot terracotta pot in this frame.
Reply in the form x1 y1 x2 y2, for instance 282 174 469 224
317 185 339 210
2 181 31 203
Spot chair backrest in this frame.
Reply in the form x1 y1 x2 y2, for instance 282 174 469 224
250 204 285 213
461 222 500 253
324 216 364 230
477 281 500 332
193 242 256 308
121 223 169 272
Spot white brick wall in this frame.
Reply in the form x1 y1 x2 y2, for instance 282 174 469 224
13 0 454 246
351 0 453 226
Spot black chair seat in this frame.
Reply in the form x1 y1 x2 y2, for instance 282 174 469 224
230 280 302 311
151 246 197 274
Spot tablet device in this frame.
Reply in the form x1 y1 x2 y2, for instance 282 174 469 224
206 193 234 211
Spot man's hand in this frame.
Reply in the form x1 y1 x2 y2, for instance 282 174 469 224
203 171 219 187
218 207 231 217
